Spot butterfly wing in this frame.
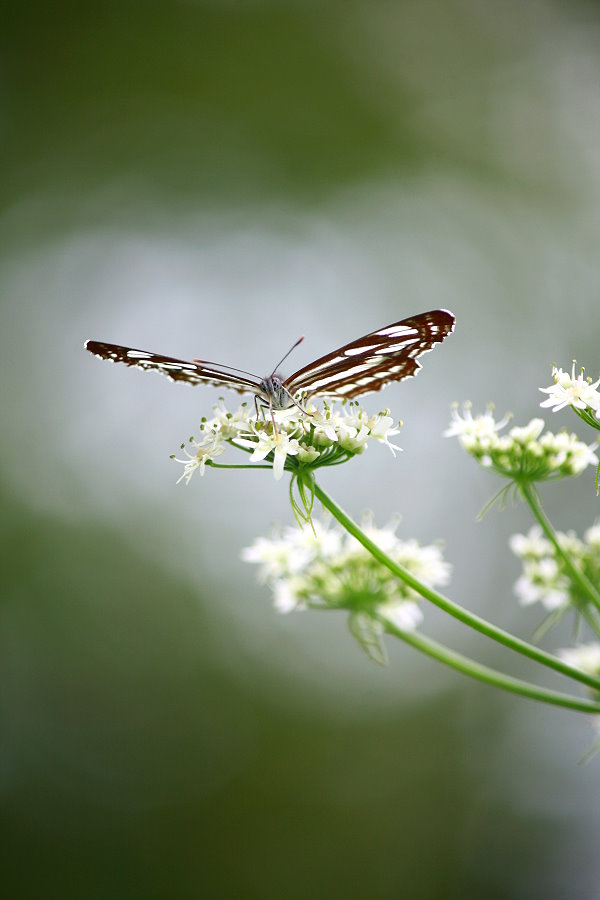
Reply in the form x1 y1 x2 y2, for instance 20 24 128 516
85 341 261 394
284 309 455 400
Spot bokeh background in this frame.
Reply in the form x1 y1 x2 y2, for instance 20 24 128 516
2 1 600 896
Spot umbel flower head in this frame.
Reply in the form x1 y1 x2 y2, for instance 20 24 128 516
445 404 598 483
540 363 600 420
510 523 600 613
242 514 451 665
171 399 402 484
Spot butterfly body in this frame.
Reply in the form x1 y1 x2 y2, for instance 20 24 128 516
85 309 455 406
258 374 296 410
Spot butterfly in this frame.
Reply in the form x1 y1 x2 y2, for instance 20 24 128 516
85 309 455 416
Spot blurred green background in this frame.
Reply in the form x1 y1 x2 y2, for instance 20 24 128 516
2 1 600 896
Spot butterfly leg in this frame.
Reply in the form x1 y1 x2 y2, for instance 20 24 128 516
254 395 278 437
269 395 278 438
281 387 313 420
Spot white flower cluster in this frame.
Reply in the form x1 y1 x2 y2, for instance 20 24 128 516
242 515 451 635
540 363 600 419
172 399 402 483
509 523 600 611
445 405 598 481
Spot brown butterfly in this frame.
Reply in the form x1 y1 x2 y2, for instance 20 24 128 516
85 309 455 416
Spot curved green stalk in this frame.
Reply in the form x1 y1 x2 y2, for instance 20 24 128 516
380 619 600 714
573 406 600 431
519 480 600 613
312 479 600 694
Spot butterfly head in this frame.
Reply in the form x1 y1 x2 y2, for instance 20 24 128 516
259 374 296 410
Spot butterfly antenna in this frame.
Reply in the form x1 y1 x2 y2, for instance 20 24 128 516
270 336 305 376
192 358 259 378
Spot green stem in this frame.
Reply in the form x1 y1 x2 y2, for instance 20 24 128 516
380 619 600 714
206 462 273 470
312 479 600 694
519 481 600 614
573 406 600 431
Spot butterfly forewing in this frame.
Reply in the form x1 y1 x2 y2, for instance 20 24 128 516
85 341 260 394
283 309 455 400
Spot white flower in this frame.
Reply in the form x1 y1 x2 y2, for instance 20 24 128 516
355 519 401 555
241 519 343 585
364 412 403 456
539 363 600 413
176 398 406 485
557 530 585 557
172 437 224 483
242 514 451 662
338 424 371 453
509 419 545 444
207 400 253 438
514 573 569 610
512 541 571 609
396 540 452 588
283 519 343 558
584 522 600 548
513 574 541 607
512 517 600 621
378 600 423 631
536 430 598 475
566 440 599 475
240 535 311 580
305 406 340 443
537 557 559 580
447 405 598 481
509 526 554 559
557 643 600 676
444 404 511 443
273 577 307 613
237 429 301 480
